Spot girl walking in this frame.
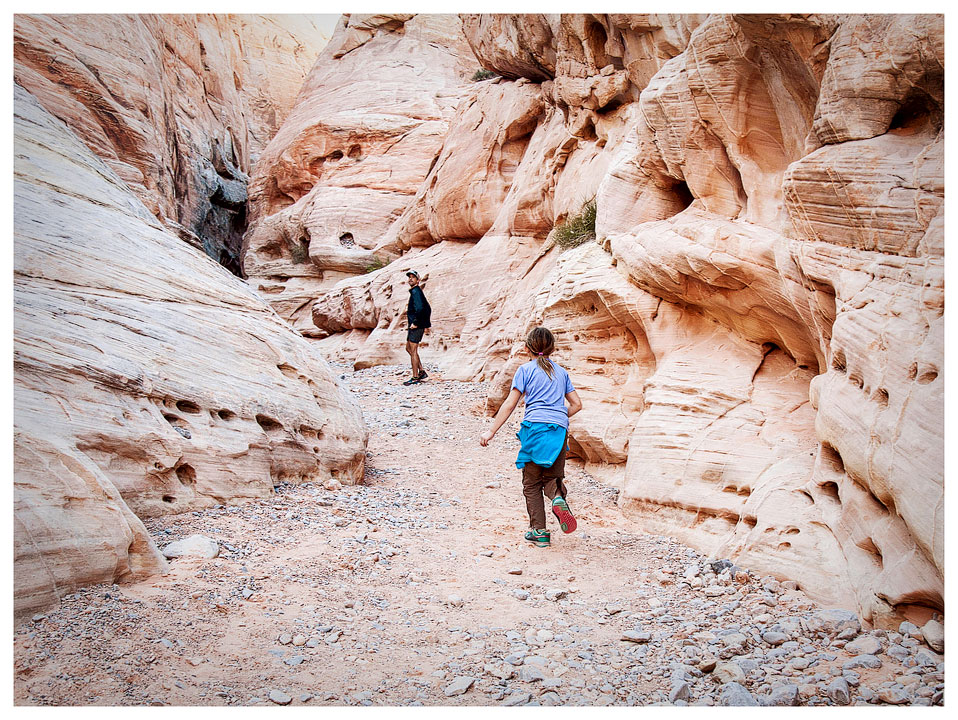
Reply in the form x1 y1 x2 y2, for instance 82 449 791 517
479 327 582 547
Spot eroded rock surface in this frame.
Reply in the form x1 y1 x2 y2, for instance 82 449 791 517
257 13 945 627
14 84 367 616
242 14 478 334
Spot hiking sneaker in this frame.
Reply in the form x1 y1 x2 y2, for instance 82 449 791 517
402 376 421 386
418 369 428 381
551 496 577 534
524 528 551 547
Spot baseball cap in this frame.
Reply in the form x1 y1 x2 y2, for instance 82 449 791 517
406 270 420 279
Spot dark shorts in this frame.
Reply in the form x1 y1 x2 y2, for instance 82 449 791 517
407 327 425 344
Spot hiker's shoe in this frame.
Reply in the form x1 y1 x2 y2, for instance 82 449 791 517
402 376 421 386
524 528 551 547
551 496 577 534
418 370 428 381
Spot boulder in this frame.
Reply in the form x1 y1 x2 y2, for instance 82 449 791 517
162 535 220 559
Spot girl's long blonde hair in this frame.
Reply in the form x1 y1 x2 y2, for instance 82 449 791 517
526 327 556 379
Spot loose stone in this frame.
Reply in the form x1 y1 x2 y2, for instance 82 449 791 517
718 682 758 706
920 620 944 653
826 678 851 705
268 690 292 705
845 635 882 656
443 676 475 697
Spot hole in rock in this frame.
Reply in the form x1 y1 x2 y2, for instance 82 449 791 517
820 481 841 503
820 444 846 474
848 371 864 390
328 150 344 161
276 363 300 379
585 20 610 67
347 145 362 160
217 409 236 421
579 119 598 142
162 495 176 504
339 232 355 248
670 180 694 212
831 349 846 373
597 97 625 114
889 92 941 134
176 400 201 414
175 464 196 486
289 232 310 264
778 542 791 550
917 366 938 384
256 414 284 434
163 413 182 425
857 536 884 568
742 515 757 528
908 362 918 379
873 388 890 407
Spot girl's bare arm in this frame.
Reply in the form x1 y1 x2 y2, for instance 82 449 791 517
566 390 582 418
479 388 522 446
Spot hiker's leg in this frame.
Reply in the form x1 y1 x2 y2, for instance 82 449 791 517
522 464 547 530
542 444 568 501
405 340 417 376
409 342 422 377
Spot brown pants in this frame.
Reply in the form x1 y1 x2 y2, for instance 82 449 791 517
521 443 568 530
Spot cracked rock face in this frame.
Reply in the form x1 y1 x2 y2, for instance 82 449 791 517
254 13 943 627
14 85 367 617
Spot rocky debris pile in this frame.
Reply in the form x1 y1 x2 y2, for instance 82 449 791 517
13 367 944 706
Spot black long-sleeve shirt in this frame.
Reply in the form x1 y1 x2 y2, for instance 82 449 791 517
407 286 431 328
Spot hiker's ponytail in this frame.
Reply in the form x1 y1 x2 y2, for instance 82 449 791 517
525 326 556 380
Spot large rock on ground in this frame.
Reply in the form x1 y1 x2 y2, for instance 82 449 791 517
14 84 367 615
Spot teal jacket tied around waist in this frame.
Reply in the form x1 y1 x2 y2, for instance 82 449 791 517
515 421 567 469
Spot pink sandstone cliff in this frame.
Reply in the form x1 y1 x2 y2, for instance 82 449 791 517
246 14 943 627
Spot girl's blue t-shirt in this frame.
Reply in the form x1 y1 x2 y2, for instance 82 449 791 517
511 359 575 428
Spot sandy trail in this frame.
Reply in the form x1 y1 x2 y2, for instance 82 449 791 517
13 365 943 706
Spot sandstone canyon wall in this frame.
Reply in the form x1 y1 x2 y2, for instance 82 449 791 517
246 14 943 627
14 14 330 274
13 18 367 617
243 14 480 335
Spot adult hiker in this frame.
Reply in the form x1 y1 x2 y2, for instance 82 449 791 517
403 270 431 386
